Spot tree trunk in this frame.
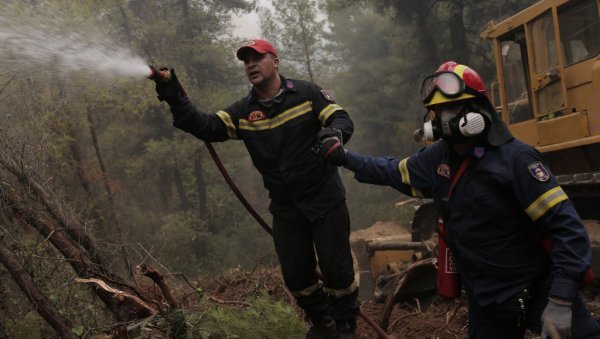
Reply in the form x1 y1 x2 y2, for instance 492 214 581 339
86 108 135 283
86 108 119 226
448 0 469 64
295 0 314 82
412 0 439 72
173 166 192 211
158 165 172 212
388 0 440 77
67 126 93 196
194 147 208 220
0 239 76 339
0 321 7 339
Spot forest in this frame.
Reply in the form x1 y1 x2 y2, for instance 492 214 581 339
0 0 537 337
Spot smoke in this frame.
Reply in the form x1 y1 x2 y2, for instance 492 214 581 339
0 1 150 81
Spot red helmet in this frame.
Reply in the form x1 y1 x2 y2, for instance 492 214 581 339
422 61 487 108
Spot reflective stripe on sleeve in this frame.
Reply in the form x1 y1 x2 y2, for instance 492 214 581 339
324 280 358 298
525 186 568 221
398 158 424 198
318 103 344 125
291 281 322 298
216 111 238 139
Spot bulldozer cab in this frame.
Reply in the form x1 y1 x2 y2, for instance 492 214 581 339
482 0 600 155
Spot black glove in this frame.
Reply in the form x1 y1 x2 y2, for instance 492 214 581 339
154 67 185 106
541 297 573 339
315 127 346 166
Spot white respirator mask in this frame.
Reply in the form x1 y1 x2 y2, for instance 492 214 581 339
421 106 487 144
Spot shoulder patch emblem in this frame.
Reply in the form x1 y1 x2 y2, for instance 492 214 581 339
437 164 451 179
248 110 266 123
528 161 550 182
320 89 335 102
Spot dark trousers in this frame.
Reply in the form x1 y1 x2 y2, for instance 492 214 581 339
468 276 600 339
272 201 358 325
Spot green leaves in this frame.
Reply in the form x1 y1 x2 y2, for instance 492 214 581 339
72 325 84 336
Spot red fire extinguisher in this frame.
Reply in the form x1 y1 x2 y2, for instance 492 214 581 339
436 219 461 298
435 158 470 298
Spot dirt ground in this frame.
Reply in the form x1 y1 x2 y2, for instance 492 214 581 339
198 219 600 339
356 298 469 339
200 265 472 339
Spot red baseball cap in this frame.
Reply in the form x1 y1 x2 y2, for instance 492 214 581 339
236 39 278 60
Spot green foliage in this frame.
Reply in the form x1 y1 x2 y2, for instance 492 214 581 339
155 209 275 276
7 312 44 339
72 325 85 337
175 296 305 339
156 213 203 273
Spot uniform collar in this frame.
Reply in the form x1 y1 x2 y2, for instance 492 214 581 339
446 140 487 160
247 75 296 103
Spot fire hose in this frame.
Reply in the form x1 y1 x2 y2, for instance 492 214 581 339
149 66 391 338
204 141 390 339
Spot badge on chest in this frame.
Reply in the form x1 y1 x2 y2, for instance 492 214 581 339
248 110 266 122
437 163 451 179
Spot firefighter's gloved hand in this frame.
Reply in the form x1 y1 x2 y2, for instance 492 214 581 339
316 127 345 166
541 297 572 339
154 68 185 106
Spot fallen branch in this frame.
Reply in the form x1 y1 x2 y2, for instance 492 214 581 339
137 264 179 309
75 277 158 317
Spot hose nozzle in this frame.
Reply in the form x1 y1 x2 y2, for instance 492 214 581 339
148 65 171 82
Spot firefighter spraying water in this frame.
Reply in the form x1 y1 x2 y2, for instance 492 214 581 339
146 39 395 339
0 1 388 334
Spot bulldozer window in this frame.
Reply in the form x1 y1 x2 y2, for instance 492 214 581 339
530 10 559 74
500 34 533 124
558 0 600 65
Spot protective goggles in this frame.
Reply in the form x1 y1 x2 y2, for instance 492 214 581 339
421 71 468 104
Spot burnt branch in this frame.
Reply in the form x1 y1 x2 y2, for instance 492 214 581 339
138 264 178 309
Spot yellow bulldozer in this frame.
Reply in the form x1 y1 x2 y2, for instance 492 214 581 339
352 0 600 311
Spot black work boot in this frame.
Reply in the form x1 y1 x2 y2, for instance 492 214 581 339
335 319 357 339
306 316 337 339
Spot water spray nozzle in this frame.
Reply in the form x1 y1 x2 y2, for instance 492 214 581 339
148 65 171 82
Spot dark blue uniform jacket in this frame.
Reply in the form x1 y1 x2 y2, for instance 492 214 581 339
169 75 353 222
344 139 592 306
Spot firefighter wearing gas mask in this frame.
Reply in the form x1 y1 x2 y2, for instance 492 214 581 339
326 62 600 339
417 61 511 147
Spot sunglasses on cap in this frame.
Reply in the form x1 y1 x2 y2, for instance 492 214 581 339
420 71 472 103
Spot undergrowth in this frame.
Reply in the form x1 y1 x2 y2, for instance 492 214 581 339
135 294 306 339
